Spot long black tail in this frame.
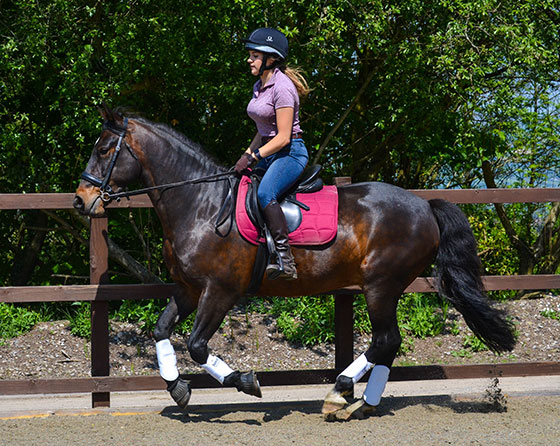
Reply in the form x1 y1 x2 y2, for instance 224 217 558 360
429 199 516 353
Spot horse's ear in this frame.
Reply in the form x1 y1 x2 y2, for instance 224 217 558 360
97 103 113 122
97 103 125 127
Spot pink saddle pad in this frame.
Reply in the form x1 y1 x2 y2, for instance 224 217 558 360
235 176 338 246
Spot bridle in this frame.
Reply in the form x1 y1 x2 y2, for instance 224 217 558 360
80 117 237 236
80 117 131 202
81 117 235 202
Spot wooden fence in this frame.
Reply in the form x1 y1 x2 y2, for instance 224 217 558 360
1 188 560 408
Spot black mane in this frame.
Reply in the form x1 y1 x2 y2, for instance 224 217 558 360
117 109 226 174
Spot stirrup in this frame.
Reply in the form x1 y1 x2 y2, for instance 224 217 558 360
266 260 297 280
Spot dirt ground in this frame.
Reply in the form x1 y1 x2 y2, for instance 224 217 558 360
1 395 559 446
0 293 558 380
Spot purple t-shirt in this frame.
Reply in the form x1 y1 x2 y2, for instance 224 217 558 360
246 68 302 137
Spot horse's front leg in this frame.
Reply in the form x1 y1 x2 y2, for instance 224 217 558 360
153 293 197 409
187 286 262 401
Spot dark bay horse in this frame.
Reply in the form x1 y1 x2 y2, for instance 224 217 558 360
74 106 515 418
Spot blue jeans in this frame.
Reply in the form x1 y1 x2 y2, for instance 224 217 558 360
256 138 308 208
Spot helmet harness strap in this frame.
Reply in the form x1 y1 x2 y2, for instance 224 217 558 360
258 54 282 76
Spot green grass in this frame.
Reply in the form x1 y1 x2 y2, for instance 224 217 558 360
451 334 490 358
0 301 102 341
250 295 336 346
0 303 42 342
0 291 500 354
540 309 560 321
397 293 448 339
0 298 198 342
65 302 92 338
247 292 449 349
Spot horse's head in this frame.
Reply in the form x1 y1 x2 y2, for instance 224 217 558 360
74 104 142 216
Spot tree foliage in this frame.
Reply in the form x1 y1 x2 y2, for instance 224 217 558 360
0 0 559 287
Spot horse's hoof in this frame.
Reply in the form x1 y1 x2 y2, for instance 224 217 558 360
322 389 348 415
168 377 191 409
340 398 376 420
239 371 262 398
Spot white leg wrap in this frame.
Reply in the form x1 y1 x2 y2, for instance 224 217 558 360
156 339 179 382
362 365 390 406
338 353 374 384
201 354 234 384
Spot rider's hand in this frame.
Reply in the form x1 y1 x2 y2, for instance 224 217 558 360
234 153 256 177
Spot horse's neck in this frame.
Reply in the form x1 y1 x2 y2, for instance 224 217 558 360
137 126 228 233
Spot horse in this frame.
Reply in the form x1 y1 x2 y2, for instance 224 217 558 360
74 105 515 419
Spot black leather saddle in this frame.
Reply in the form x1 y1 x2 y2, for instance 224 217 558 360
245 164 324 234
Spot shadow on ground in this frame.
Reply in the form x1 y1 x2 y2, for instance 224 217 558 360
160 393 506 424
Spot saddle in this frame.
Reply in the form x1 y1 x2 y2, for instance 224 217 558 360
234 165 339 294
246 164 324 235
236 164 339 246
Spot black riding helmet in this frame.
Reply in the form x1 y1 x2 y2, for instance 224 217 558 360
243 27 288 75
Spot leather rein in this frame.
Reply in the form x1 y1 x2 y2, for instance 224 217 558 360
80 119 237 236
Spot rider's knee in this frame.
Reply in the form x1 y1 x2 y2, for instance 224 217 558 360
257 188 274 209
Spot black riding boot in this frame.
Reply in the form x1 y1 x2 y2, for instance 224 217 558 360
262 200 298 280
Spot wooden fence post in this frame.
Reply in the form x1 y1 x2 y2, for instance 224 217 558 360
333 177 354 373
90 217 110 408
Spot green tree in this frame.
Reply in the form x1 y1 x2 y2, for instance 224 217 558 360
1 0 559 287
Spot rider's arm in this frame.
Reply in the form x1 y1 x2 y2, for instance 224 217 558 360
245 133 261 155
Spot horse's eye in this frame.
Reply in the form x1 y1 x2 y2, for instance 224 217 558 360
98 147 111 155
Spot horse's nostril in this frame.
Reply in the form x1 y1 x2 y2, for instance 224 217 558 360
73 195 84 211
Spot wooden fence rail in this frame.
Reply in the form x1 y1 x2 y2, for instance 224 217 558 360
1 188 560 407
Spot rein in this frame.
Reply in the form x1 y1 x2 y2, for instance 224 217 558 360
107 170 238 238
102 170 236 201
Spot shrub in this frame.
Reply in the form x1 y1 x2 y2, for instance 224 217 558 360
0 303 41 340
397 293 447 339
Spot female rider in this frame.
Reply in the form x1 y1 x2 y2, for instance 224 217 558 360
234 27 310 281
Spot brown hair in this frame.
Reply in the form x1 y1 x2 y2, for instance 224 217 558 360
280 65 311 99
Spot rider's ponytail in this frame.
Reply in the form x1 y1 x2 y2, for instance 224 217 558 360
281 65 311 99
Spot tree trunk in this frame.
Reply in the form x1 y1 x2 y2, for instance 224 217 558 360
11 211 48 286
482 160 560 278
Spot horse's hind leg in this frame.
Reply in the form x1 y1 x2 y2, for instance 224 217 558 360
153 293 197 409
323 282 402 418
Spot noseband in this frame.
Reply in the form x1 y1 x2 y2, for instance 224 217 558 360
80 117 129 202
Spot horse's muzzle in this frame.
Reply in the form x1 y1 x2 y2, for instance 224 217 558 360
73 186 106 217
73 194 90 214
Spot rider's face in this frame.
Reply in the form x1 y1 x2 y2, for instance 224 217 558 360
247 51 264 76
